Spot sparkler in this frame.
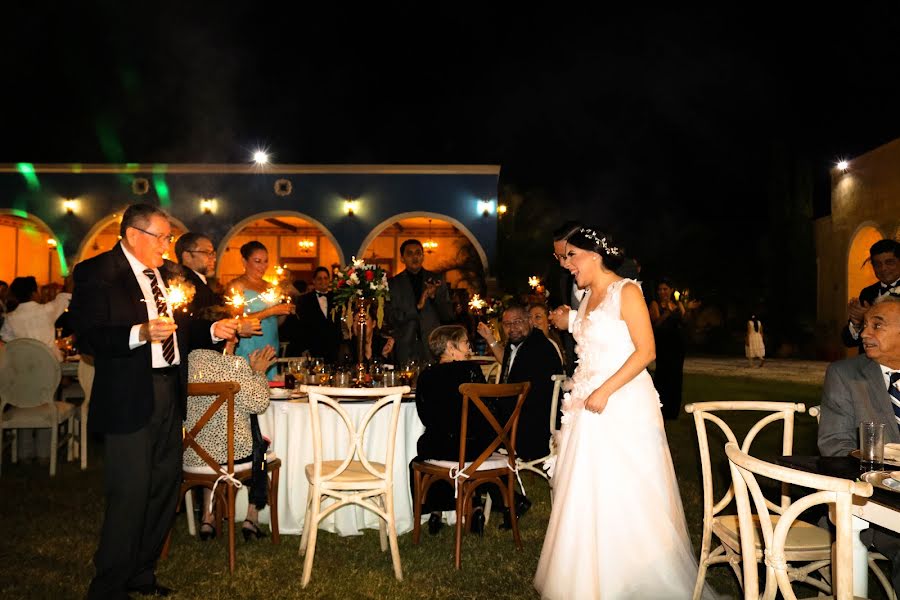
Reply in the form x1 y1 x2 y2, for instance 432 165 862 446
224 288 248 355
468 294 486 312
165 278 196 314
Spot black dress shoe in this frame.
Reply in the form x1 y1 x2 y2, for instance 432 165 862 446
470 508 485 536
127 583 174 597
427 512 443 535
499 494 532 530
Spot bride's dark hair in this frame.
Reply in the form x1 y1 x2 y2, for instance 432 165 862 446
566 227 625 271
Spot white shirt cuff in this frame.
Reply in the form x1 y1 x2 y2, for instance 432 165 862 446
847 321 860 340
567 309 577 333
210 323 223 343
129 324 146 349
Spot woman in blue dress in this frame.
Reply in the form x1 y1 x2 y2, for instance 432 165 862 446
227 241 295 380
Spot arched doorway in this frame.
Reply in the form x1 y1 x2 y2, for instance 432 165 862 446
217 212 344 289
0 209 65 285
357 213 488 294
846 223 885 302
75 210 187 265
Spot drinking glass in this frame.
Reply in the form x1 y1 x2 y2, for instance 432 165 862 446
860 421 885 471
335 370 352 387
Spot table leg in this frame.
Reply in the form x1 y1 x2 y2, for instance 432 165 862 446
852 514 870 598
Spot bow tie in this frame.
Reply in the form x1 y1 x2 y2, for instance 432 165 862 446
316 292 328 298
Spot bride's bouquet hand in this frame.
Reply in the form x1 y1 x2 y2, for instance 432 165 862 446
584 389 610 414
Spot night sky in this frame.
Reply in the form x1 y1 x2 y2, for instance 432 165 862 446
4 5 900 332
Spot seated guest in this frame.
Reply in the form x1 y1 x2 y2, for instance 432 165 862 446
819 295 900 595
346 304 396 364
0 276 72 359
185 338 276 541
412 325 491 534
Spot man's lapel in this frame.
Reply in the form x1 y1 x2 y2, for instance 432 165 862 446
861 358 895 429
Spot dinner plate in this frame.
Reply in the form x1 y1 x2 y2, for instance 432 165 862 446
861 471 900 493
850 449 900 468
269 389 292 399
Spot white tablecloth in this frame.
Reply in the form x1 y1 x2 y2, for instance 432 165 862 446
256 396 424 536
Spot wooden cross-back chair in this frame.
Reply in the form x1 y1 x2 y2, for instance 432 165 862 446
726 442 873 600
411 381 531 569
684 401 838 598
161 381 281 574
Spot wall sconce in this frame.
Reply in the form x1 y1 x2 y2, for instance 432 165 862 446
344 199 359 215
62 198 79 214
497 204 508 216
477 199 495 217
298 239 315 253
836 160 849 172
47 238 58 249
199 198 217 214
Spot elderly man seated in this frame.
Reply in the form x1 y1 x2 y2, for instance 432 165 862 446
819 295 900 595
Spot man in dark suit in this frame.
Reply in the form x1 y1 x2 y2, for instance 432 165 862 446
284 266 342 362
478 303 563 527
171 231 220 315
69 203 238 600
843 239 900 349
387 239 452 364
820 296 900 594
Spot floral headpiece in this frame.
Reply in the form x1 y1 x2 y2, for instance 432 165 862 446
579 228 622 256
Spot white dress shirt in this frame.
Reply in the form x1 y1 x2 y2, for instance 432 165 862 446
317 292 328 317
122 245 182 368
191 269 208 285
0 293 71 360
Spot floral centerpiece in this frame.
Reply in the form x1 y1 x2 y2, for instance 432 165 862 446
331 258 391 328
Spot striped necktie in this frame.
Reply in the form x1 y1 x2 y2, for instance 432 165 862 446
143 269 176 365
889 372 900 431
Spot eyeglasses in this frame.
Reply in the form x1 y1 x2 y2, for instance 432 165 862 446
186 249 216 257
552 252 566 262
502 318 527 327
131 226 174 244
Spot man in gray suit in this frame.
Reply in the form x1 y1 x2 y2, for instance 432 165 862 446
387 239 452 364
819 295 900 594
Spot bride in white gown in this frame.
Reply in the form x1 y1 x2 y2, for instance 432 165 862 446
534 228 714 599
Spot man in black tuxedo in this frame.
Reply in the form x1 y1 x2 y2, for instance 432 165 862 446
69 204 238 600
387 239 452 364
285 266 342 362
843 239 900 350
171 231 220 315
820 296 900 594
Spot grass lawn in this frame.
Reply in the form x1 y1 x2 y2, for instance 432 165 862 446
0 374 835 599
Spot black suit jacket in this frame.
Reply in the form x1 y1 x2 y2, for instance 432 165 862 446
842 281 883 348
499 328 563 460
69 244 217 434
286 291 342 363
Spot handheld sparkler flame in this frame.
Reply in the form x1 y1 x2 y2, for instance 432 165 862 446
469 294 486 312
259 287 280 304
528 276 541 289
226 288 247 315
165 278 196 313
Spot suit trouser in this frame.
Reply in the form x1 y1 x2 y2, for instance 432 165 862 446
87 371 182 600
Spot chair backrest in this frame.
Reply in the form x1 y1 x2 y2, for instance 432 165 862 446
455 382 531 475
184 382 241 473
808 405 820 423
78 356 95 402
726 442 871 600
684 401 806 522
549 374 567 435
483 361 501 384
301 385 411 484
0 338 62 410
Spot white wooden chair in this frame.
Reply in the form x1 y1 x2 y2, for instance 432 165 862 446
806 404 896 599
685 401 836 598
483 361 501 383
0 338 81 476
726 442 872 599
515 374 566 484
298 385 410 587
60 357 94 470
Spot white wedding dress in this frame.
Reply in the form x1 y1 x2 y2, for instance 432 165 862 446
534 279 713 599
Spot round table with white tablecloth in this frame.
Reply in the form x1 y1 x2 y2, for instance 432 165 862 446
256 394 424 536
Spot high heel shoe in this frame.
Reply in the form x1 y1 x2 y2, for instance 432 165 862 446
242 519 266 541
470 507 485 536
198 522 217 541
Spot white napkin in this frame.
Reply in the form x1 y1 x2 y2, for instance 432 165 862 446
885 443 900 462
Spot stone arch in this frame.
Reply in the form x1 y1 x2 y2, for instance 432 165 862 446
357 211 489 273
846 222 885 302
216 211 345 284
74 208 189 265
0 208 66 283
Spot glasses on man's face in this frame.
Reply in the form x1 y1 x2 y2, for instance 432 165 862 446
131 226 174 245
552 252 566 262
186 249 215 257
502 318 527 328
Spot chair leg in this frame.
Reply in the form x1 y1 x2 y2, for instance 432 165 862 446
384 489 403 581
66 416 75 461
10 429 17 464
411 469 423 545
301 486 321 587
269 465 281 545
80 406 88 470
454 485 465 569
507 477 522 549
692 527 713 600
49 425 58 476
377 495 388 552
227 484 236 574
299 486 314 557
